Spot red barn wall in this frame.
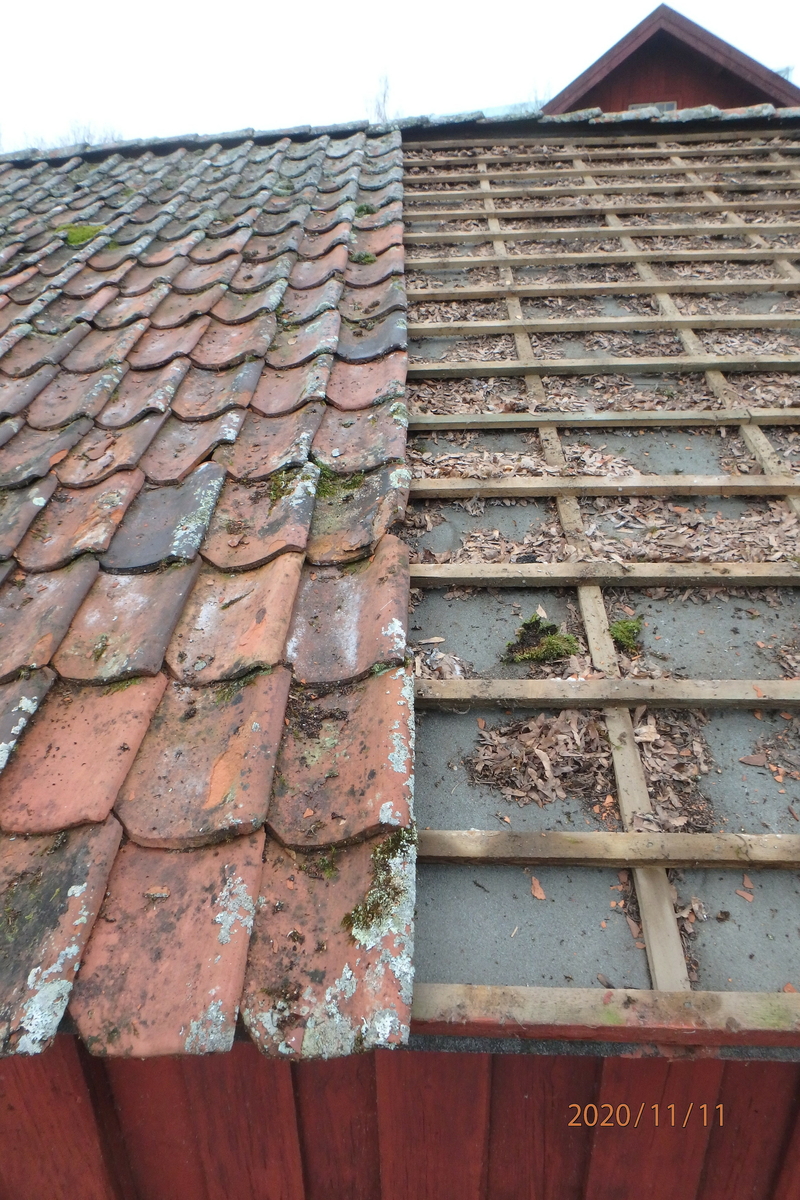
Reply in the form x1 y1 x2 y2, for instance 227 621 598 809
574 32 777 113
1 1036 799 1200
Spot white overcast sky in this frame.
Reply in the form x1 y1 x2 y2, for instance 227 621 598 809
1 0 798 153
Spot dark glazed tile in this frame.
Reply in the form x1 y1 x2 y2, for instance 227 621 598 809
99 463 225 571
243 228 302 264
0 476 58 558
0 418 93 488
189 227 252 264
57 413 167 487
0 678 166 832
149 285 226 330
0 364 59 418
268 666 413 848
349 222 403 259
326 352 407 410
288 245 348 290
15 471 144 571
339 277 406 323
34 287 119 335
121 257 190 296
171 359 262 421
140 411 245 484
0 325 88 378
230 254 294 295
284 535 408 684
337 311 407 364
126 317 210 370
0 669 55 772
189 315 277 370
93 284 171 330
27 365 127 430
62 322 149 373
201 464 318 571
213 405 324 480
279 279 343 326
52 562 200 682
306 464 410 565
298 222 352 260
311 401 407 473
63 260 135 298
250 357 331 417
344 245 403 288
165 554 304 685
211 281 287 325
0 817 122 1054
266 312 340 370
69 833 264 1057
0 556 99 681
98 359 190 428
241 832 414 1058
116 669 291 848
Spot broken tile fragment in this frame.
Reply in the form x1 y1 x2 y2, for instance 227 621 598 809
285 535 408 683
93 283 171 330
0 556 99 681
241 830 415 1058
166 554 304 685
268 667 413 849
0 678 166 832
116 669 291 849
189 314 277 370
201 464 318 571
307 464 410 565
149 285 226 330
288 245 348 290
98 359 190 428
61 322 149 373
213 406 324 480
126 316 210 370
70 833 264 1057
0 476 58 558
57 413 167 487
326 352 406 410
27 365 128 430
311 402 407 473
337 311 407 364
0 365 59 418
15 471 144 572
339 277 406 323
52 562 200 681
250 357 331 416
171 359 262 421
140 411 245 484
0 325 89 378
0 418 93 488
122 257 190 296
99 463 225 571
0 816 123 1054
345 245 403 288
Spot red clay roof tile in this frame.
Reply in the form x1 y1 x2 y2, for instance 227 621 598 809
0 324 89 377
97 359 190 428
230 254 294 294
116 668 291 848
266 312 340 370
0 418 93 488
34 286 119 335
138 233 205 267
189 314 277 370
326 352 407 410
0 669 55 771
279 279 344 326
0 677 166 832
353 200 403 231
188 227 252 264
63 261 134 298
213 405 324 480
166 553 303 684
253 205 310 236
243 229 303 265
339 277 406 323
288 244 348 290
311 401 407 474
210 281 286 325
0 364 60 417
70 832 264 1056
304 202 356 235
349 222 403 259
0 475 58 557
126 316 209 370
201 464 318 571
344 244 403 289
121 257 189 296
336 311 407 364
0 816 122 1054
15 470 144 571
250 358 331 416
149 284 227 330
170 359 262 421
306 463 410 565
140 411 245 484
27 365 128 430
62 321 149 373
93 283 172 330
57 412 167 486
298 222 352 261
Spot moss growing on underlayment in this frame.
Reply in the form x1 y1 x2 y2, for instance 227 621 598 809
502 615 579 664
609 616 643 653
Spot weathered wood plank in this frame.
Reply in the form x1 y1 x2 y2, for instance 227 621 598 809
414 677 800 710
405 162 800 185
406 279 800 300
408 409 800 431
406 355 800 378
408 247 800 269
407 314 800 337
404 222 800 246
417 830 800 869
409 561 800 587
409 473 800 499
404 182 800 202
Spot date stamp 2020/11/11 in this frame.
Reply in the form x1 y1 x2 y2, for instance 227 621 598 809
568 1103 723 1128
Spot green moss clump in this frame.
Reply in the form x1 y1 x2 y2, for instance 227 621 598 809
268 469 295 506
315 464 365 500
355 203 376 217
349 250 377 265
609 616 643 653
502 615 579 664
342 826 416 939
57 223 104 246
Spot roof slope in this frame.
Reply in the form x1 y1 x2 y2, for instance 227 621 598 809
543 4 800 115
0 133 415 1059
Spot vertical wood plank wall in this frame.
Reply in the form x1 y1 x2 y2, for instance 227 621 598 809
1 1038 798 1200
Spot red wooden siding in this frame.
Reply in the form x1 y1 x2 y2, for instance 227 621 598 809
1 1038 798 1200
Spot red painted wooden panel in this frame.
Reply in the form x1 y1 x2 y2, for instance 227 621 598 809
773 1104 800 1200
698 1062 800 1200
583 1056 724 1200
293 1053 381 1200
486 1053 601 1200
0 1036 118 1200
375 1049 491 1200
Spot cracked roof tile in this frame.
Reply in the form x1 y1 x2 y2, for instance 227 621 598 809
166 553 303 684
250 357 331 416
53 561 200 681
213 405 324 480
98 359 190 428
0 475 58 557
116 669 291 849
0 677 166 832
285 535 408 684
189 314 277 370
311 401 407 474
69 833 264 1056
57 413 167 487
201 463 318 571
268 666 413 848
306 464 410 565
27 365 128 430
99 462 224 571
0 418 93 488
15 470 144 572
326 352 407 410
140 411 245 484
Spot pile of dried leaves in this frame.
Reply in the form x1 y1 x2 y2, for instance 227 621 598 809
632 708 714 832
409 640 473 680
743 714 800 811
407 439 635 480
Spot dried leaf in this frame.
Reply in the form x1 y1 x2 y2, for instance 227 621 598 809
530 875 546 901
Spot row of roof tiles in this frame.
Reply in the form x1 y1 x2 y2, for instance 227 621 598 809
0 132 415 1062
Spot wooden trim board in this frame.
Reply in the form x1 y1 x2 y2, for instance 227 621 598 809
407 356 800 378
408 409 800 430
409 474 800 499
409 561 800 588
414 677 800 709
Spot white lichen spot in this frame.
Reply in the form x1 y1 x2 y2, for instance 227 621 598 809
67 883 86 898
16 980 73 1054
184 999 232 1053
213 872 255 944
15 695 40 715
388 466 411 491
379 801 401 826
381 617 406 656
388 720 410 775
32 495 48 508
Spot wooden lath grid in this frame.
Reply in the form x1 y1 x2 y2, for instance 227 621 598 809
404 127 800 1040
